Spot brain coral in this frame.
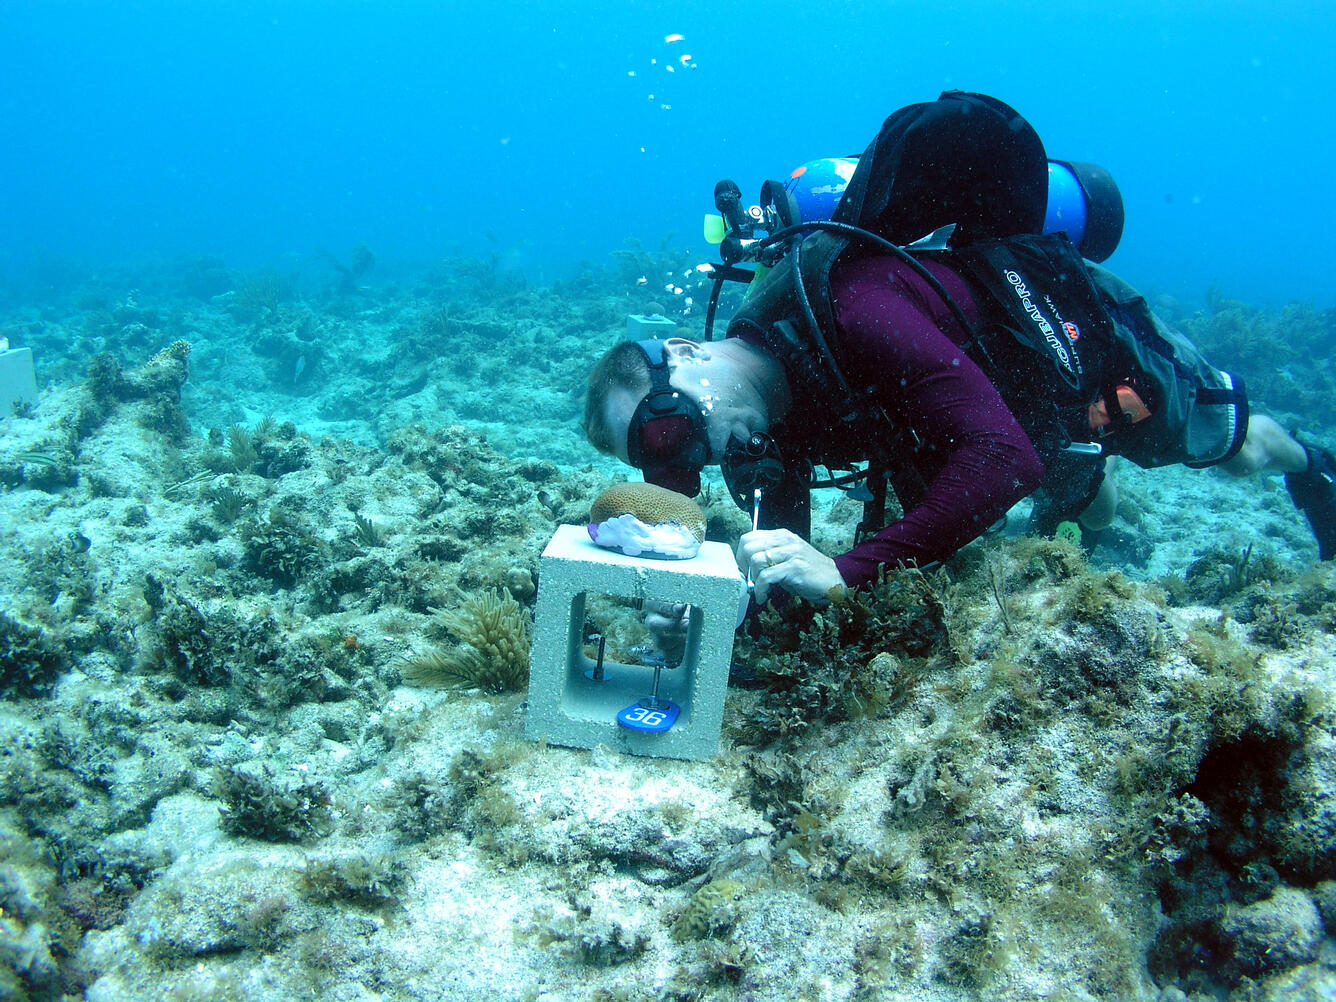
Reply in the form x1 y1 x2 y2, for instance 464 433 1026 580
589 483 706 542
588 483 707 559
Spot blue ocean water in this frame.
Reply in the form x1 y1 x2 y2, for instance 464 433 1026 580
3 0 1334 308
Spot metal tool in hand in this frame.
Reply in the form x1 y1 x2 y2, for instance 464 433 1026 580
746 488 761 593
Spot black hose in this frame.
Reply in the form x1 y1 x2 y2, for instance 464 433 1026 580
755 220 976 341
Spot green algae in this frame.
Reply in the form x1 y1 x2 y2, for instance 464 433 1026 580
0 612 63 698
733 566 950 746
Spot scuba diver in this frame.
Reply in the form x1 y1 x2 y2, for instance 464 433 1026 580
581 91 1336 607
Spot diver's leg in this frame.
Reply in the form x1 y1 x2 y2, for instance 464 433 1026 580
1225 415 1336 560
1219 414 1308 476
1077 457 1118 531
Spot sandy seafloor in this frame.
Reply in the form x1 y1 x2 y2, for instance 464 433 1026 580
2 250 1336 1002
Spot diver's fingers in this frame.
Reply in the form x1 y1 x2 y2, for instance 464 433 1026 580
750 538 846 605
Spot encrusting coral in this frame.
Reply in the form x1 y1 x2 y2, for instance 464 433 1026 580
670 879 746 942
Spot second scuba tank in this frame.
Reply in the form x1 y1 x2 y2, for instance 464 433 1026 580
1043 160 1124 262
783 155 1125 261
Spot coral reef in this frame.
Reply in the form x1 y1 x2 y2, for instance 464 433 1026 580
1 262 1334 1001
1180 296 1336 422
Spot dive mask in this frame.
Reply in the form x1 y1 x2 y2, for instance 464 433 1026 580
626 340 710 498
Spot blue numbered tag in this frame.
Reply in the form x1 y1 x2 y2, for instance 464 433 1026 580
617 700 680 733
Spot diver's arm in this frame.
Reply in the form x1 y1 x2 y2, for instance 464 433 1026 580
829 255 1044 585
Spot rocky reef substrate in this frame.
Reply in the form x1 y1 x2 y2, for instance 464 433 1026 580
2 261 1335 1000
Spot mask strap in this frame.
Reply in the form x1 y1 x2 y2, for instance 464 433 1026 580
634 339 674 395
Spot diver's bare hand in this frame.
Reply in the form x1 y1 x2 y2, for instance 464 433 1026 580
738 529 846 605
644 600 688 658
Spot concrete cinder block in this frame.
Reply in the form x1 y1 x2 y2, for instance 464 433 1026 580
626 314 677 340
525 524 745 761
0 349 38 417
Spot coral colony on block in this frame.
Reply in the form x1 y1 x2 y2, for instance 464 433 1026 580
1 252 1336 1002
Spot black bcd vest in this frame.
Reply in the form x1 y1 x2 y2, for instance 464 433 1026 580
725 230 1125 512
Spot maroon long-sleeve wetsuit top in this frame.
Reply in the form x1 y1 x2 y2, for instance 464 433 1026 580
767 252 1046 588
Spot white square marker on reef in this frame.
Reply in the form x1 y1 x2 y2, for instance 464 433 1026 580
525 524 745 761
0 348 38 416
625 314 677 339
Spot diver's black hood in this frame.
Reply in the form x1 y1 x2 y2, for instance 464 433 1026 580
833 90 1049 248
